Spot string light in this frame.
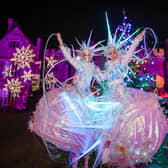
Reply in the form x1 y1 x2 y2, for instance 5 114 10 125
117 8 133 50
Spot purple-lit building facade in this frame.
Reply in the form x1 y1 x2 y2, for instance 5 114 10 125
0 18 75 111
0 18 43 110
0 18 167 111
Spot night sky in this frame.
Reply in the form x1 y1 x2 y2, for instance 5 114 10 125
0 0 168 48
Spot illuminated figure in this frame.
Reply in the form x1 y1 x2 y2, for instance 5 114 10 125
100 12 168 167
29 31 122 168
28 12 168 168
56 32 104 168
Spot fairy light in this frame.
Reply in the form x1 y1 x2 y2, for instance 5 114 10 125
117 9 133 50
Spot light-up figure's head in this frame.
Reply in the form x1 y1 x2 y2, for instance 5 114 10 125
76 31 104 62
105 46 119 61
80 49 92 62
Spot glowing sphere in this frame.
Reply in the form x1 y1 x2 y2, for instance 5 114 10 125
156 75 164 88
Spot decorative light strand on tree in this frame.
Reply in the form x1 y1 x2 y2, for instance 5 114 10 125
117 8 133 50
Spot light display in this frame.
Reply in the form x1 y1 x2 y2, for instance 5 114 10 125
21 70 33 82
46 72 57 89
3 78 24 97
0 41 41 110
156 75 164 89
153 48 165 57
3 64 13 78
117 9 133 50
10 45 35 69
45 55 58 68
31 74 41 92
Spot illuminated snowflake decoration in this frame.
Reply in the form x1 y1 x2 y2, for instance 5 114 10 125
3 65 13 78
3 78 24 97
45 55 58 68
11 45 35 70
21 70 34 82
46 72 57 85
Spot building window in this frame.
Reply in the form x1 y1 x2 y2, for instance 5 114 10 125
9 41 20 48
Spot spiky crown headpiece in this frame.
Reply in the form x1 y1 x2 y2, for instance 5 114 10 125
75 30 104 59
104 11 140 58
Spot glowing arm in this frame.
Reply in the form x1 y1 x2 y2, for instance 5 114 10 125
57 33 80 69
123 30 146 66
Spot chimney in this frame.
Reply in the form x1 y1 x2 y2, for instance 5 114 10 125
36 37 42 59
8 18 15 31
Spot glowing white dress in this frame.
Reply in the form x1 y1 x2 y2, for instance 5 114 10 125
29 39 123 167
100 12 168 166
101 52 168 168
30 51 98 152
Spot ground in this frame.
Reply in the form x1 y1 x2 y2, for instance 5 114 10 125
0 109 167 168
0 110 103 168
0 110 69 168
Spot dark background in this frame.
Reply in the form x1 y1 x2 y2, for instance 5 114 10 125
0 0 168 48
0 1 168 167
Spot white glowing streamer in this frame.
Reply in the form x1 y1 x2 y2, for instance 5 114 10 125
71 139 101 166
61 92 84 127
